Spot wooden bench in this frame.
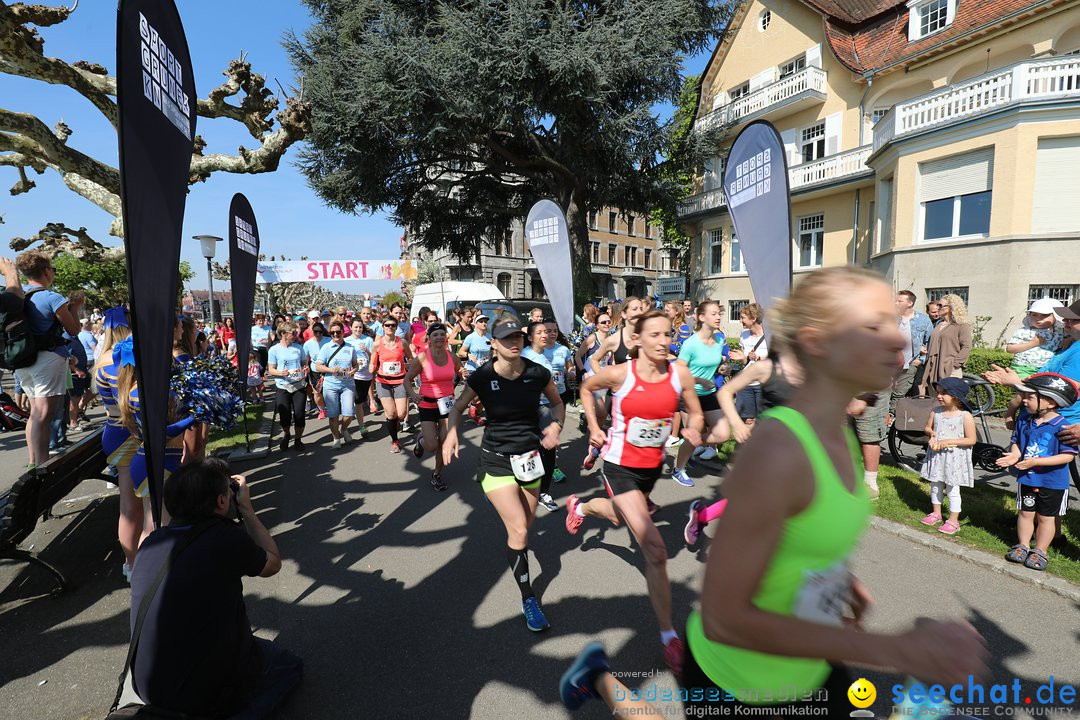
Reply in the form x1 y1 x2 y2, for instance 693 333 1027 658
0 428 110 593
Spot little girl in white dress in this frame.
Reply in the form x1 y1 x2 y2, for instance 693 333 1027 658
920 378 976 535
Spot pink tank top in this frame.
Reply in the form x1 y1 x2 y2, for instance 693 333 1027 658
418 349 456 408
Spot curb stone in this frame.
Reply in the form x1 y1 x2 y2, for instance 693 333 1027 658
870 517 1080 603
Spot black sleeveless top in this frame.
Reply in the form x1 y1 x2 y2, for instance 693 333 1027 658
612 328 632 365
760 361 796 410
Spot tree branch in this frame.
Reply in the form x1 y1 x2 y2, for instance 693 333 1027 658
8 1 78 27
197 57 279 139
9 220 124 262
0 1 118 126
188 96 310 183
0 108 119 192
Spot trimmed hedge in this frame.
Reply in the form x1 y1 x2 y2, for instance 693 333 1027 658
965 347 1015 410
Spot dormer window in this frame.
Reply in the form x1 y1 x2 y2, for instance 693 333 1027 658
908 0 955 41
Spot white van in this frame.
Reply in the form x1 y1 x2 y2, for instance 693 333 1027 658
408 281 504 321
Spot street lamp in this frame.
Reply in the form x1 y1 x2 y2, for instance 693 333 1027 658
193 234 223 330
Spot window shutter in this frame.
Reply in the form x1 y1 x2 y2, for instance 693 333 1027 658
780 128 799 167
750 68 775 92
1032 136 1080 233
918 148 994 202
806 43 822 68
824 112 843 156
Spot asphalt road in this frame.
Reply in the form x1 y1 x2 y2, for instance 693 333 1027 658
2 408 1079 720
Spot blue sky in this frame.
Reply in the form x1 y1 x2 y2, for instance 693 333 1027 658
1 2 710 297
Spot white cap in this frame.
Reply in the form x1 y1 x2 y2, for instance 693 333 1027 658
307 310 320 319
1028 297 1064 315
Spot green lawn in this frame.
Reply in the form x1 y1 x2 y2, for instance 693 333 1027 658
206 401 267 456
875 464 1080 585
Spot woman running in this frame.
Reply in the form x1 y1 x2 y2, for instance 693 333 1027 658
347 318 375 438
93 308 140 580
567 310 704 674
303 322 330 419
313 320 360 449
370 314 413 453
442 316 564 632
681 266 984 714
405 322 462 491
671 301 732 488
682 350 804 547
267 321 310 451
583 298 646 470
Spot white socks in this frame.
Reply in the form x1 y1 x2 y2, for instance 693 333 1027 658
864 471 879 492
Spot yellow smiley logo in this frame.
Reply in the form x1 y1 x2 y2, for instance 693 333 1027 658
847 678 877 709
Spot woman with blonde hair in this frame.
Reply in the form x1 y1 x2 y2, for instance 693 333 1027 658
665 301 692 355
919 293 972 395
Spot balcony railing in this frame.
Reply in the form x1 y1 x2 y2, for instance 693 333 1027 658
874 56 1080 150
677 145 873 219
697 66 828 133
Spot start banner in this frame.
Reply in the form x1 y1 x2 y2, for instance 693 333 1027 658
257 258 418 284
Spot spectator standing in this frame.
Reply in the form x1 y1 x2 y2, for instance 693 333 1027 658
919 294 972 395
128 459 302 718
926 300 943 326
14 251 83 469
728 303 768 423
890 290 933 414
220 316 236 353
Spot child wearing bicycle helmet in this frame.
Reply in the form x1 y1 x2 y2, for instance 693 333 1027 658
996 372 1079 571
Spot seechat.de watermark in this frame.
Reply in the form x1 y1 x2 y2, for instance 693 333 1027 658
889 676 1078 716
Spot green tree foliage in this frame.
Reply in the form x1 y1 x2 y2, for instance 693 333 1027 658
288 0 732 306
382 291 407 309
52 253 193 309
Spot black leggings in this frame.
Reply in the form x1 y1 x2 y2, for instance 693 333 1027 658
275 387 307 431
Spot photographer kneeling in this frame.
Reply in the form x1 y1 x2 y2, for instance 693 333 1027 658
128 458 302 719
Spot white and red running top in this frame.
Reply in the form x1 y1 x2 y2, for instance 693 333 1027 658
602 359 682 469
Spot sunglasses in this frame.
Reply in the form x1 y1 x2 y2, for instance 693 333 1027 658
329 329 343 335
598 320 612 324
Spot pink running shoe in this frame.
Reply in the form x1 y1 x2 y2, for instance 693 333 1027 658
663 637 685 677
566 495 585 535
684 500 703 546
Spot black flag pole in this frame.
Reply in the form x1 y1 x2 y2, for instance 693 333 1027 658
117 0 197 526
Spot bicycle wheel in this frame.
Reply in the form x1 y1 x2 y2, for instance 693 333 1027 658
887 424 927 474
963 373 995 415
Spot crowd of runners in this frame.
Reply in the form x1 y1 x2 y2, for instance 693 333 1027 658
15 250 1080 716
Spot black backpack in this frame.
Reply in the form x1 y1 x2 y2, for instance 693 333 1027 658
0 288 65 370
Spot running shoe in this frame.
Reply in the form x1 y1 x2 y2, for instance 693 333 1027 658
684 500 703 547
565 494 584 535
413 433 424 458
279 435 290 453
552 468 566 483
102 465 119 478
647 498 660 515
332 438 342 449
342 428 353 443
663 637 686 677
581 446 600 471
391 441 401 454
358 425 368 438
665 436 683 448
122 563 132 584
317 409 327 420
672 467 694 488
698 446 718 461
559 642 610 710
539 492 558 512
468 405 478 423
522 596 550 632
430 472 446 491
293 437 306 450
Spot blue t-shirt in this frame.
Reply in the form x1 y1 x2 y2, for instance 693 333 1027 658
303 336 330 362
462 332 492 371
78 329 97 362
522 347 553 406
23 285 68 357
671 323 694 355
544 344 573 393
1038 342 1080 424
345 335 374 381
316 341 358 391
1011 410 1078 490
266 343 307 391
678 333 726 396
250 324 272 348
66 331 88 371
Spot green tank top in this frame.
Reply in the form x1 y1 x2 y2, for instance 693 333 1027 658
686 406 870 704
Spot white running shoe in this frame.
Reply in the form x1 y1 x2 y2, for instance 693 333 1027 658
332 438 342 449
697 446 718 461
665 436 683 448
342 428 353 443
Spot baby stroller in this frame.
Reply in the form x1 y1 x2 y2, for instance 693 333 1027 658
888 373 1008 474
0 390 29 432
